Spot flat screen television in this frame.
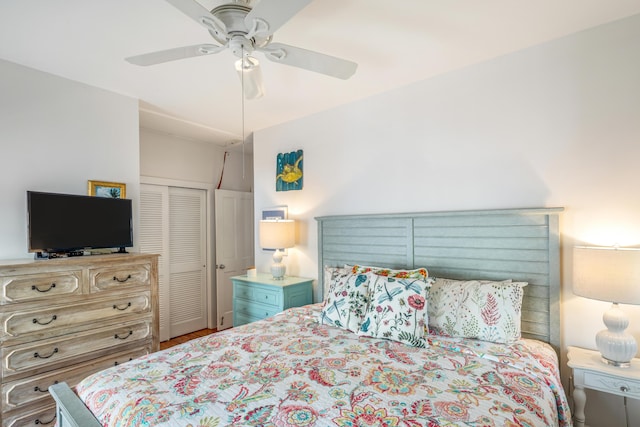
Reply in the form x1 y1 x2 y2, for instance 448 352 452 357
27 191 133 255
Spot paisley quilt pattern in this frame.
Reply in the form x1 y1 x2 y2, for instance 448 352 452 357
76 304 571 427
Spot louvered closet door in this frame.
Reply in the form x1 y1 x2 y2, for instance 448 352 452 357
169 187 207 338
139 184 170 342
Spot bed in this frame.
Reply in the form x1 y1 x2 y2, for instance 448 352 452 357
50 207 571 427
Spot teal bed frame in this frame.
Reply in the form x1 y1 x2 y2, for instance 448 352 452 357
50 207 563 425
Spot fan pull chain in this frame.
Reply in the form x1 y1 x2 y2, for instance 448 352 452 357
240 46 246 180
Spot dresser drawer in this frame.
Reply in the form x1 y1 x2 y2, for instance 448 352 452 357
235 300 280 320
234 283 281 306
2 403 56 427
0 270 81 305
2 320 151 379
584 370 640 399
1 292 151 339
90 263 151 292
1 346 151 412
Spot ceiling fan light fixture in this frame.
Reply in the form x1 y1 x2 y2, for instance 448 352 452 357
235 56 265 100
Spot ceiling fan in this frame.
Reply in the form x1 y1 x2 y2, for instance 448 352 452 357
126 0 358 99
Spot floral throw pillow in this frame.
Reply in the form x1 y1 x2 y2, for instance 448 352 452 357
428 278 527 344
318 271 373 333
357 274 432 347
348 264 429 282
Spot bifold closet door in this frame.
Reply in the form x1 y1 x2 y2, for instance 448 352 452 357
139 184 170 342
140 184 207 341
168 186 207 338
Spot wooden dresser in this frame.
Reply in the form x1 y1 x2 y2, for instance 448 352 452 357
0 253 159 427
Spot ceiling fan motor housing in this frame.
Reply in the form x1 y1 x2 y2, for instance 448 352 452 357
210 4 271 57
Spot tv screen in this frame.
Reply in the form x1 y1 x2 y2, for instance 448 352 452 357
27 191 133 254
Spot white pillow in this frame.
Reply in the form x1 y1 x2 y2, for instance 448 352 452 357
428 278 526 344
323 265 349 299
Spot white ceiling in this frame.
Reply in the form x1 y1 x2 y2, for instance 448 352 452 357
2 0 640 147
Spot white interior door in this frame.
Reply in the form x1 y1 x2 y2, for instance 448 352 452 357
139 184 170 342
215 190 253 330
169 187 207 337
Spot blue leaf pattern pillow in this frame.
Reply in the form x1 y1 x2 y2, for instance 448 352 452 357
319 271 373 333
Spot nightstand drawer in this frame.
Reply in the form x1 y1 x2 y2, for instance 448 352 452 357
252 287 280 306
234 283 280 306
235 300 279 320
584 370 640 398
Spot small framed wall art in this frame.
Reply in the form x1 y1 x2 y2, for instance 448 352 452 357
261 206 288 222
276 149 303 191
88 180 126 199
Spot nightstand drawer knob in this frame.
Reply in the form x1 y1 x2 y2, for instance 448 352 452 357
621 385 629 392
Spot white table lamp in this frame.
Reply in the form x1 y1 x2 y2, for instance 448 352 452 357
573 246 640 367
259 219 295 280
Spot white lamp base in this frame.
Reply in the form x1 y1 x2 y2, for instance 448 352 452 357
596 303 637 368
270 249 286 280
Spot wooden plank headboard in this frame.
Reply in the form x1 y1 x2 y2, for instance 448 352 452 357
316 207 563 352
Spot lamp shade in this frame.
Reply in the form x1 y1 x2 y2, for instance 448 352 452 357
573 246 640 305
235 56 265 100
259 220 295 249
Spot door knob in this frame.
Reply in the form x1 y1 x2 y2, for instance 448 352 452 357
217 264 226 269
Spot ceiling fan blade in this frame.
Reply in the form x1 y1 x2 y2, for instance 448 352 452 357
164 0 227 35
245 0 313 38
261 43 357 79
125 44 225 66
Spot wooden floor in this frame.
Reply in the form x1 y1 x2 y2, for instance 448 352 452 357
160 328 218 350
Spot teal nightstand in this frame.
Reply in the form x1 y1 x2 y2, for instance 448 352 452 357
232 274 314 327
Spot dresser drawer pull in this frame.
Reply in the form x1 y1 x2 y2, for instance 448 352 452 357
34 348 58 359
32 283 56 293
113 274 132 283
32 314 57 325
115 357 134 366
115 330 133 340
34 381 59 393
113 302 132 311
621 385 630 392
35 414 56 425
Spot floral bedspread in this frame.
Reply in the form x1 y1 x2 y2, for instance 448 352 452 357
76 304 571 427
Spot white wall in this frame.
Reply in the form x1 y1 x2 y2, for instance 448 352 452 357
140 128 253 191
0 59 140 260
253 14 640 426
